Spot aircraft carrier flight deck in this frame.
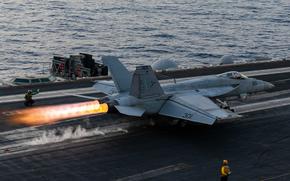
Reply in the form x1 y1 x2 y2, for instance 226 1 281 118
1 60 290 180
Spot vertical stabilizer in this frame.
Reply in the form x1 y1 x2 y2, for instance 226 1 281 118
101 56 132 92
130 66 164 98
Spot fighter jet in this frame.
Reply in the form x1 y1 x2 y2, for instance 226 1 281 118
93 56 274 125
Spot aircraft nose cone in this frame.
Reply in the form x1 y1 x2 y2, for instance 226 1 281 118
265 82 275 90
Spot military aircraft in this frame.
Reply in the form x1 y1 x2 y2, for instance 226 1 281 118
93 56 274 125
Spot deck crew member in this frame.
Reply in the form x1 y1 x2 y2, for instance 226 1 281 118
24 89 39 106
220 160 231 181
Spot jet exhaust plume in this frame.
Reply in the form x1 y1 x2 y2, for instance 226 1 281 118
10 100 108 126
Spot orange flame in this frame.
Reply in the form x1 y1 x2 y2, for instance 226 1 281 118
10 100 108 126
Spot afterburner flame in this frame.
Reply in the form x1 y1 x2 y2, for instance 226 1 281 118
10 100 108 125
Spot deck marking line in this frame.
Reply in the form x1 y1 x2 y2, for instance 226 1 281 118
260 172 290 181
115 163 191 181
234 97 290 114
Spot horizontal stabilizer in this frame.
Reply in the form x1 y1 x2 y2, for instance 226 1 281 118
115 105 145 117
93 81 117 95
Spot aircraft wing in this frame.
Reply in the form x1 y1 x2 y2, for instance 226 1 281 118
197 85 239 97
93 81 118 95
159 91 240 125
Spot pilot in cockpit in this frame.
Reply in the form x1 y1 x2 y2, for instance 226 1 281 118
218 71 247 80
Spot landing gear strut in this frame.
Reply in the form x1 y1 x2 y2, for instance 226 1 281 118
216 99 234 111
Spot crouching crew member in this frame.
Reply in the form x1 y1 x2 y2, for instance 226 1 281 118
24 89 39 107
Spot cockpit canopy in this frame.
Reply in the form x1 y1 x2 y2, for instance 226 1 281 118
217 71 248 79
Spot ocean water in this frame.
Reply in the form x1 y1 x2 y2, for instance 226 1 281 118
0 0 290 81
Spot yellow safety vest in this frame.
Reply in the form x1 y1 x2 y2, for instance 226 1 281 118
221 165 231 176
